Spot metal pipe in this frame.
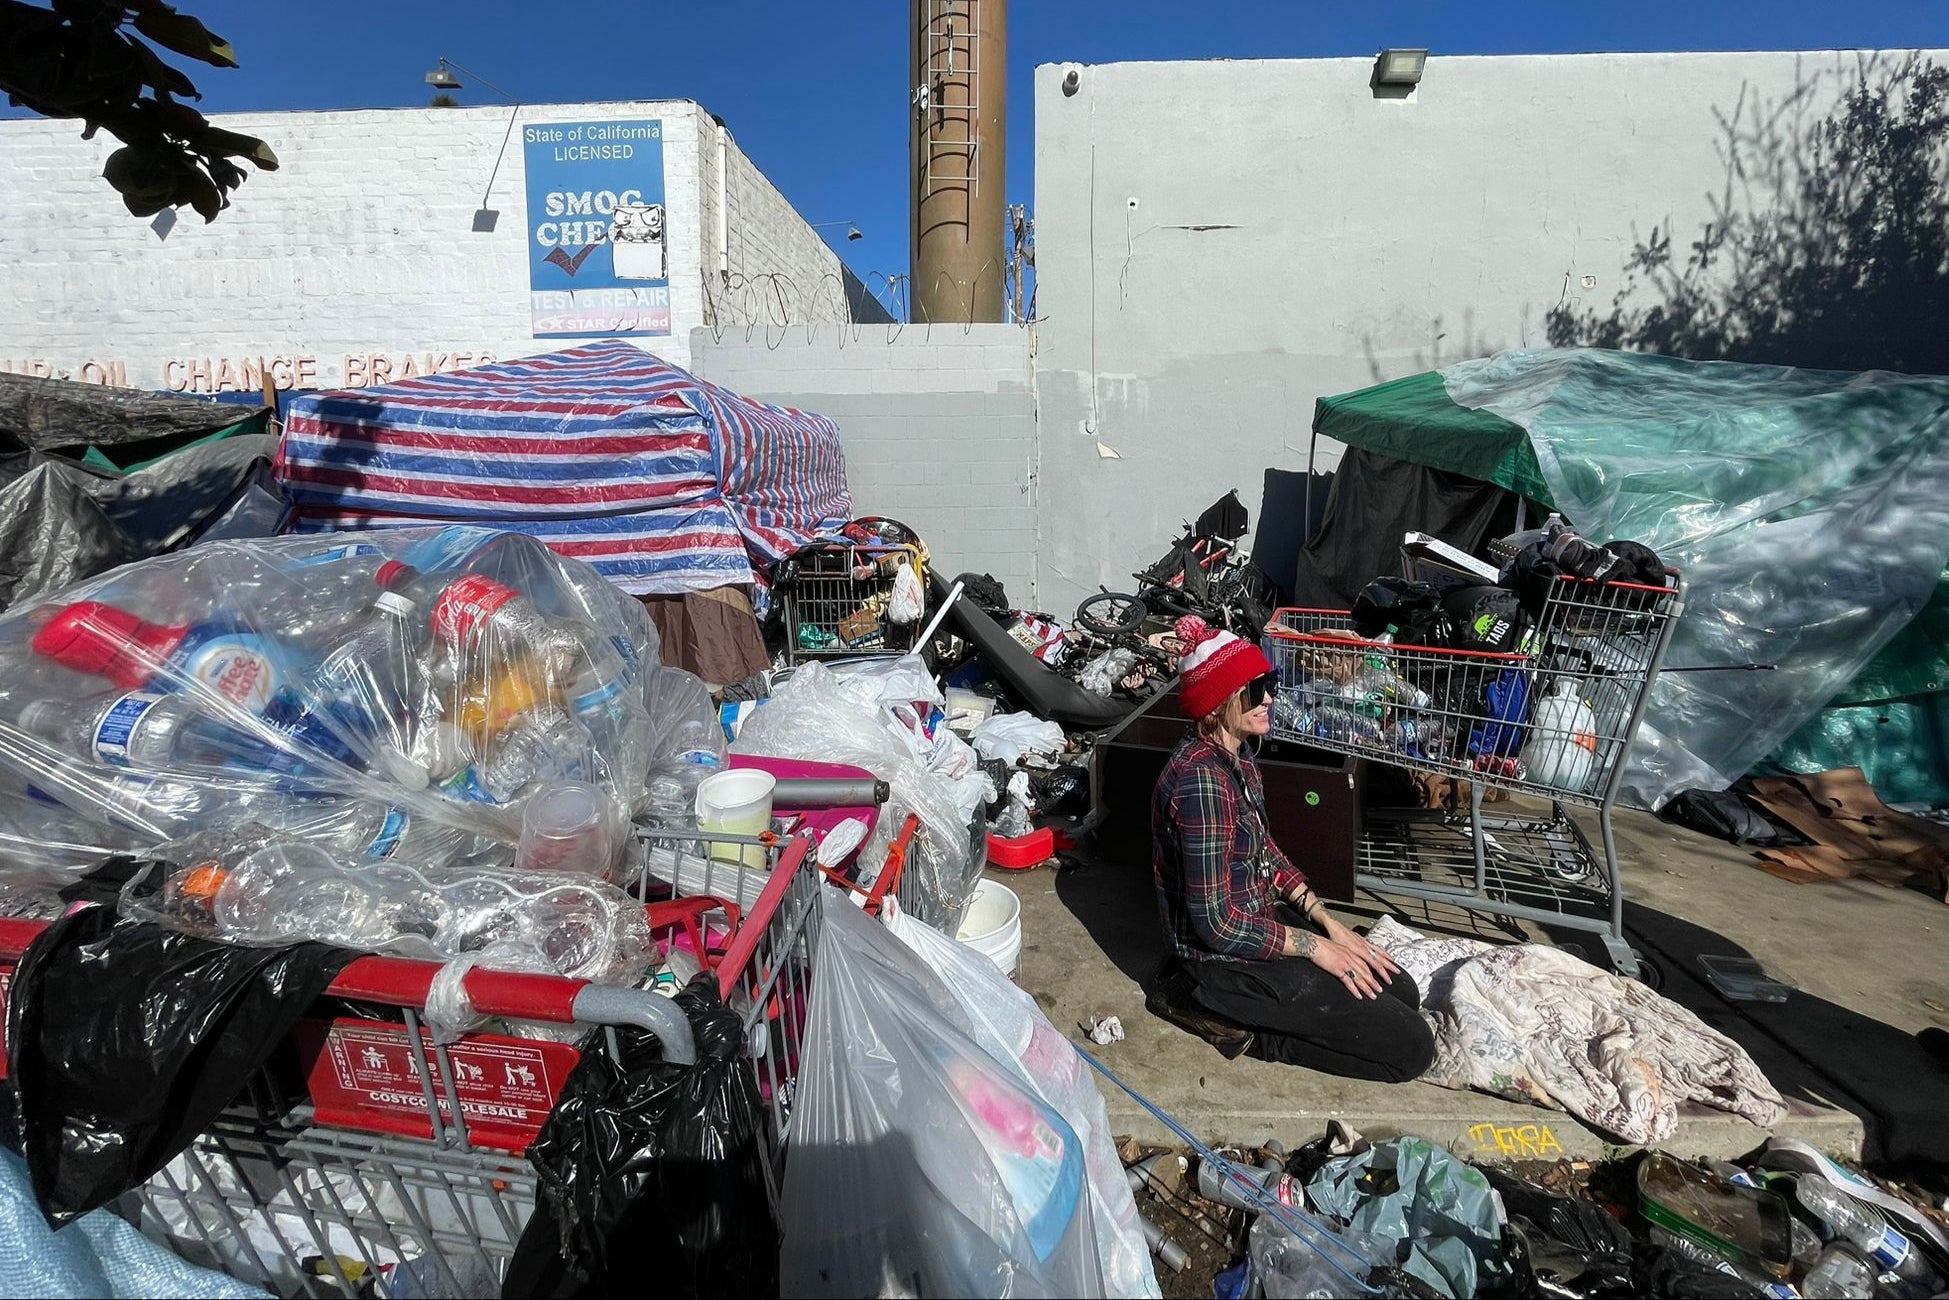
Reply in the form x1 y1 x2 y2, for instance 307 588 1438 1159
770 777 891 808
1138 1214 1190 1272
716 120 730 280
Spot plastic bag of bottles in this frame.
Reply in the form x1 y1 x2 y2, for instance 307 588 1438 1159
0 528 664 877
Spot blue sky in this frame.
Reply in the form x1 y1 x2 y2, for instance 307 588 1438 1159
14 1 1949 315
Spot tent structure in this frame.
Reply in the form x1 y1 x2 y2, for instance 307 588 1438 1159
1303 348 1949 809
276 341 850 596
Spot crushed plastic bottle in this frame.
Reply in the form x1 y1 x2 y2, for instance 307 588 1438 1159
125 834 652 984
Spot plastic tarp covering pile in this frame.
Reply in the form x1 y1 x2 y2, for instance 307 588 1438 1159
276 341 851 596
1316 348 1949 808
0 372 283 611
0 529 712 983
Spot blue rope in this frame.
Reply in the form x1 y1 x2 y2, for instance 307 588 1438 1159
1076 1046 1383 1295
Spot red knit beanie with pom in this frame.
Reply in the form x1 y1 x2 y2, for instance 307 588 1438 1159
1175 615 1275 721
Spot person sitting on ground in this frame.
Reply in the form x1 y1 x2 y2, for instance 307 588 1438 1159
1147 617 1436 1082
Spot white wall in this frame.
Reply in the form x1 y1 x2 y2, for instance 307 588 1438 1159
0 98 877 393
690 325 1038 599
1028 49 1949 613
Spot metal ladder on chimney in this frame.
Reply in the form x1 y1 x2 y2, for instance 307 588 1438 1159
918 0 980 200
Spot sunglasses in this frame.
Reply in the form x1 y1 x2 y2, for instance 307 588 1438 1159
1240 673 1278 709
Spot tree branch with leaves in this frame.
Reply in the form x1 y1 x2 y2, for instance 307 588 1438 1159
0 0 276 220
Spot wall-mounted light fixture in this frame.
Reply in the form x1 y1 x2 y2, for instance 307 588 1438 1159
810 220 864 242
424 60 462 91
1372 48 1428 88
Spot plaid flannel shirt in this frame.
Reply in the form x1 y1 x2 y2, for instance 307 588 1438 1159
1151 733 1308 963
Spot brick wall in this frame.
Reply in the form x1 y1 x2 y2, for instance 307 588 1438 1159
690 325 1038 601
0 99 877 393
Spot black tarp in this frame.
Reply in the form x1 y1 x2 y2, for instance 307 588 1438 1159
0 372 252 453
1291 447 1529 610
0 375 286 611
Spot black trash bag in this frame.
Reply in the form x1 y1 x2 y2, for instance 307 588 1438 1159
1031 765 1091 819
1351 577 1449 644
6 900 354 1226
1657 789 1799 848
1481 1167 1637 1299
954 571 1014 617
506 978 775 1300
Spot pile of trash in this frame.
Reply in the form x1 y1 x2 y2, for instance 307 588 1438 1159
1123 1125 1949 1299
0 527 730 984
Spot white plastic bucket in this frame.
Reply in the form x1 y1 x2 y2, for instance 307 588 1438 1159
695 768 776 869
955 879 1023 979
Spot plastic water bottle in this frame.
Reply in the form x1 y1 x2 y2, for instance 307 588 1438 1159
471 705 594 803
1795 1175 1938 1290
30 601 362 769
18 691 313 778
1350 664 1429 710
310 589 436 788
1296 703 1385 745
266 798 480 866
1384 717 1450 761
1800 1245 1875 1300
249 542 388 646
412 571 621 680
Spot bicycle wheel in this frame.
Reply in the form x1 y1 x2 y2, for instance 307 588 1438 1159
1075 592 1148 637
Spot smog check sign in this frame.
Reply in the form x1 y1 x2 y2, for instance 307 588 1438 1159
523 119 670 338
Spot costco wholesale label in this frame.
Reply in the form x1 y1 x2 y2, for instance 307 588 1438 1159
303 1020 579 1152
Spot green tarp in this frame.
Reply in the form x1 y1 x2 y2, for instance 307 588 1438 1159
1314 371 1554 506
1312 348 1949 808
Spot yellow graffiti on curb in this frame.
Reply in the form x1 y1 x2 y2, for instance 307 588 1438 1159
1466 1122 1567 1159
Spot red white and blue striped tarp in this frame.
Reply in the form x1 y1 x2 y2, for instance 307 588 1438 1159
275 341 850 596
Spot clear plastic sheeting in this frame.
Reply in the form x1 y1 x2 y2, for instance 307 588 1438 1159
733 659 989 927
0 527 673 877
780 890 1107 1298
1442 349 1949 808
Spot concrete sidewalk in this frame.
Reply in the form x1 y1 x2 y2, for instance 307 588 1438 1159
1007 800 1949 1163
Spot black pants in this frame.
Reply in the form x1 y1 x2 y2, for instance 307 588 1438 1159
1172 953 1438 1083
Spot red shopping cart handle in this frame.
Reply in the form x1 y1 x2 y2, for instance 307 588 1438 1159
0 917 586 1025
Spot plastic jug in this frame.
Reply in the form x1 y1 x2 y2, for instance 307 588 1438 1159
1521 676 1599 793
696 768 776 869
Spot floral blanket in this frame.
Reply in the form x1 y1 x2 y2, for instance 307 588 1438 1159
1368 917 1787 1143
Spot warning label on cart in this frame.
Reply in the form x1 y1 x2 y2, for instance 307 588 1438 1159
301 1020 579 1152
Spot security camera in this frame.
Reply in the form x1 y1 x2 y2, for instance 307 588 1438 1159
1061 64 1082 97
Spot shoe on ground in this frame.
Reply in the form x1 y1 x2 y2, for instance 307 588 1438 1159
1145 980 1254 1061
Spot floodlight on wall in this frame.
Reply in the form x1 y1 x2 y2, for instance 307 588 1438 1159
1373 48 1428 88
810 220 864 242
425 60 462 90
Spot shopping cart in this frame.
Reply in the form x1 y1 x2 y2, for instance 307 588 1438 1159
775 541 926 664
0 827 824 1298
1263 572 1686 975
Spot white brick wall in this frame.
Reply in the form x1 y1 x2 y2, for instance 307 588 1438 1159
690 325 1039 601
0 99 876 393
